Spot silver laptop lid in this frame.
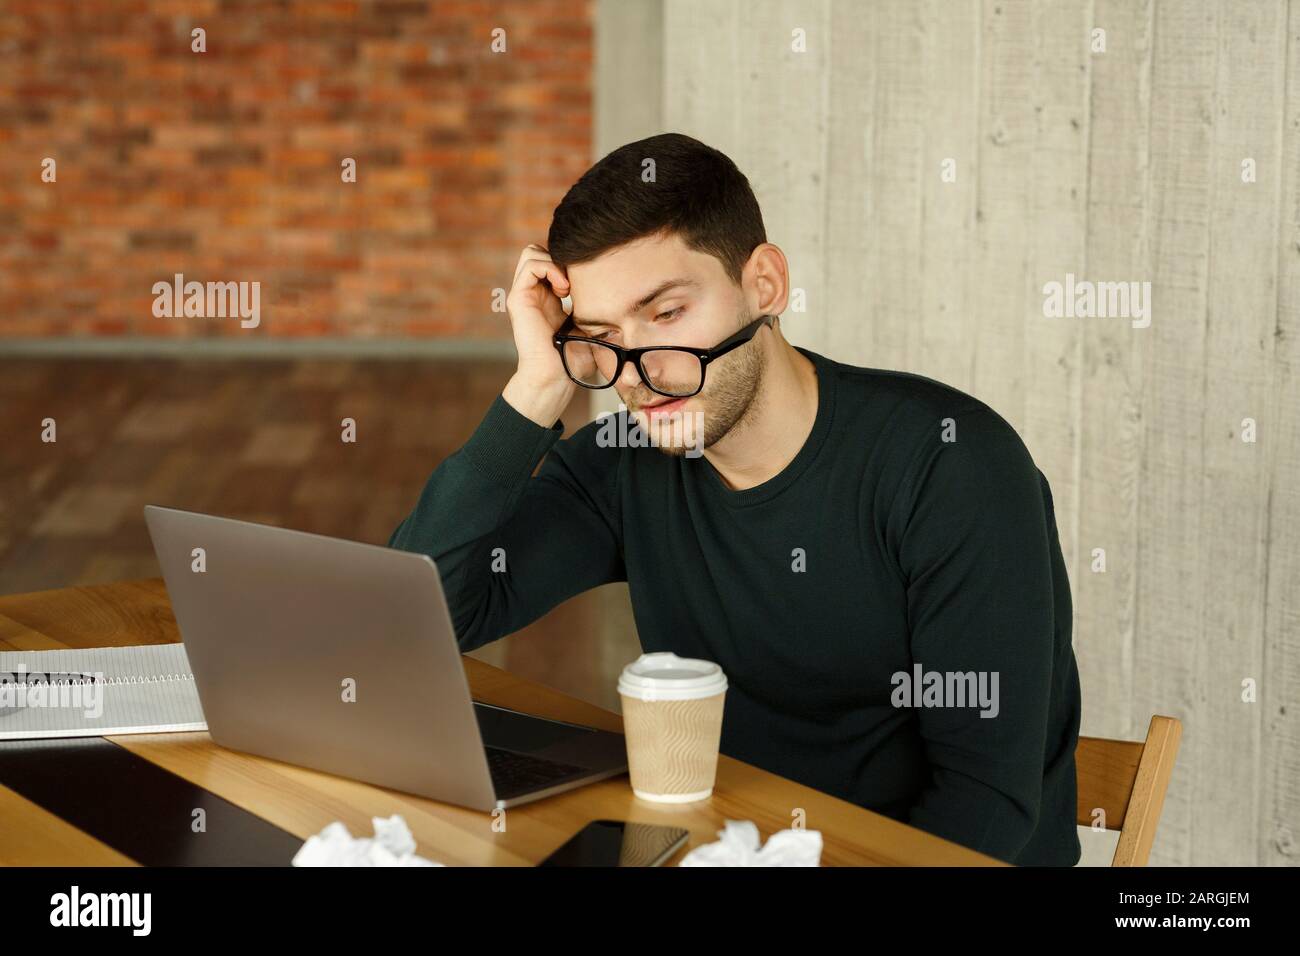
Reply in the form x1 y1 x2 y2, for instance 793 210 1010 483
143 504 499 810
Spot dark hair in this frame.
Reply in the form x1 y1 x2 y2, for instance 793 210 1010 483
546 132 767 286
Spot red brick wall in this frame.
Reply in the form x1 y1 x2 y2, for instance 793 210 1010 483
0 0 593 339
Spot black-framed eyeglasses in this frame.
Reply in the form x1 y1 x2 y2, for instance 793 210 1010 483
553 314 776 399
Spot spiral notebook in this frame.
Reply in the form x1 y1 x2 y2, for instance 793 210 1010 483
0 643 208 740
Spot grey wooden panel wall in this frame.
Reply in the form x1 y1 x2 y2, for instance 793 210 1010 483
657 0 1299 866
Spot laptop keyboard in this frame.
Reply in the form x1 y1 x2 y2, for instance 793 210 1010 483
485 746 588 799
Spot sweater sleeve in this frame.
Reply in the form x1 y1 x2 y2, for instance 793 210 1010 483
893 404 1058 863
388 393 625 653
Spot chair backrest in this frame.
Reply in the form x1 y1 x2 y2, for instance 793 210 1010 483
1075 715 1183 866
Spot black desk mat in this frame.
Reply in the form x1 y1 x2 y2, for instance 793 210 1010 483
0 737 305 866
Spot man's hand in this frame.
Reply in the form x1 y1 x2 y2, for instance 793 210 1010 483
501 244 579 427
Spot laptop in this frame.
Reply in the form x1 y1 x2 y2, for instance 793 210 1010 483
143 505 628 812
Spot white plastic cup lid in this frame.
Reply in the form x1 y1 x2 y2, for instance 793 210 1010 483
618 652 727 701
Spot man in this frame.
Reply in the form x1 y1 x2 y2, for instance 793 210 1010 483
389 132 1082 866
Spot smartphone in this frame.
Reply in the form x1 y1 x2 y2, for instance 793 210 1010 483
537 820 690 867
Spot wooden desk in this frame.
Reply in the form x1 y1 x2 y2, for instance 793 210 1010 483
0 579 1005 867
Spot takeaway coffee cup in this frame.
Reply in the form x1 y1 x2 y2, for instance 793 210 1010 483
618 652 727 803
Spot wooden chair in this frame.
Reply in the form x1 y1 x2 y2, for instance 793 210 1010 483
1075 715 1183 866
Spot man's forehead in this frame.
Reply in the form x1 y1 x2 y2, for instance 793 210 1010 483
568 275 701 327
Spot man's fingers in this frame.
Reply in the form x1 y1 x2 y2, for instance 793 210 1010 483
515 260 569 299
513 243 553 281
514 244 569 284
512 244 540 282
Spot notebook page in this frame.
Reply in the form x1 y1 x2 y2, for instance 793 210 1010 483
0 643 208 740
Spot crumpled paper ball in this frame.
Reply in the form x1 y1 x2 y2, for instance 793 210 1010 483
292 814 444 867
677 819 822 866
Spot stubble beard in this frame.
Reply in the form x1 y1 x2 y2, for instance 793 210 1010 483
645 311 768 458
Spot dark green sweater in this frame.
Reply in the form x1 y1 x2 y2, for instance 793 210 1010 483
389 346 1082 866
